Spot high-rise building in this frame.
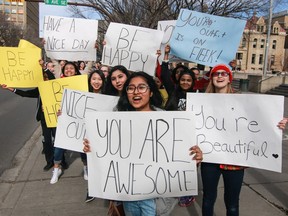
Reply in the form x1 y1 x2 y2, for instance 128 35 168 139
0 0 39 33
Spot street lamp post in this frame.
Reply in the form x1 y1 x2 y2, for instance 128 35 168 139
263 0 273 77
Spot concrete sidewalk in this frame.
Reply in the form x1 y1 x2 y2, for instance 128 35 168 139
0 126 287 216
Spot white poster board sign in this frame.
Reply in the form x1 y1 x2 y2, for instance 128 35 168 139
157 20 177 62
85 111 197 201
186 93 284 172
102 23 164 76
54 89 119 152
43 15 98 61
170 9 246 67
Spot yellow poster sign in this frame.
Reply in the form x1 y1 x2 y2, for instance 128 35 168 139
18 39 39 49
0 47 43 88
38 75 88 128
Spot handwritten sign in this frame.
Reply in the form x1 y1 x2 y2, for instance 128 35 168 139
38 75 88 127
157 20 176 62
102 23 164 76
85 111 197 201
0 47 43 88
54 89 119 152
18 39 39 49
170 9 246 66
43 15 98 61
186 93 284 172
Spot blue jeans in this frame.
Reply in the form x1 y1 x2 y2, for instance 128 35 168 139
54 147 65 164
201 162 244 216
54 147 86 165
123 199 156 216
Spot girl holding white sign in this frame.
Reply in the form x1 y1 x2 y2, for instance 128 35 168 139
50 62 85 184
165 67 197 207
83 69 106 203
84 71 203 215
201 64 242 216
201 64 287 216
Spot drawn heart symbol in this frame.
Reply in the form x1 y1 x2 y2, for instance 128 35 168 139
272 154 279 158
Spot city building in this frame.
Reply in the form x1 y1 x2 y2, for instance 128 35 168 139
236 12 286 73
272 10 288 71
0 0 39 32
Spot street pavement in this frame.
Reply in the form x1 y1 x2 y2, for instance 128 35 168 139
0 123 287 216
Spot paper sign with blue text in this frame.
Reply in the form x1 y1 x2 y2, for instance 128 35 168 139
43 15 98 61
102 22 164 75
170 9 246 66
54 89 119 152
86 111 197 201
186 93 284 172
38 75 88 128
0 47 43 88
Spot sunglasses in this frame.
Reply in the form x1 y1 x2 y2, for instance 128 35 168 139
212 71 229 77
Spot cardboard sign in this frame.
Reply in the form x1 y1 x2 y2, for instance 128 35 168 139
102 23 164 75
0 47 43 88
85 111 198 201
38 75 88 127
54 89 119 152
170 9 246 66
186 93 284 172
43 15 98 61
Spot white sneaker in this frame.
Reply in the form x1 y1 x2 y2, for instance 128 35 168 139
83 166 88 180
50 168 62 184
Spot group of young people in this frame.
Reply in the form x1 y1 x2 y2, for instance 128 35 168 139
2 45 287 215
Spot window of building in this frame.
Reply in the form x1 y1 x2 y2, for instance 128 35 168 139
272 40 276 49
260 39 265 48
273 27 279 34
271 55 275 65
10 16 17 22
257 25 264 32
251 54 256 64
253 38 257 48
18 14 23 22
236 53 243 60
242 38 247 47
259 54 263 64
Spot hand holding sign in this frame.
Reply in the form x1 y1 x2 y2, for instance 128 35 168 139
186 93 284 172
102 23 164 75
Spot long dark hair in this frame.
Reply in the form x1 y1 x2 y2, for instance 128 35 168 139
88 70 105 93
165 69 196 111
171 64 187 83
104 65 130 96
117 72 163 111
62 62 81 77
